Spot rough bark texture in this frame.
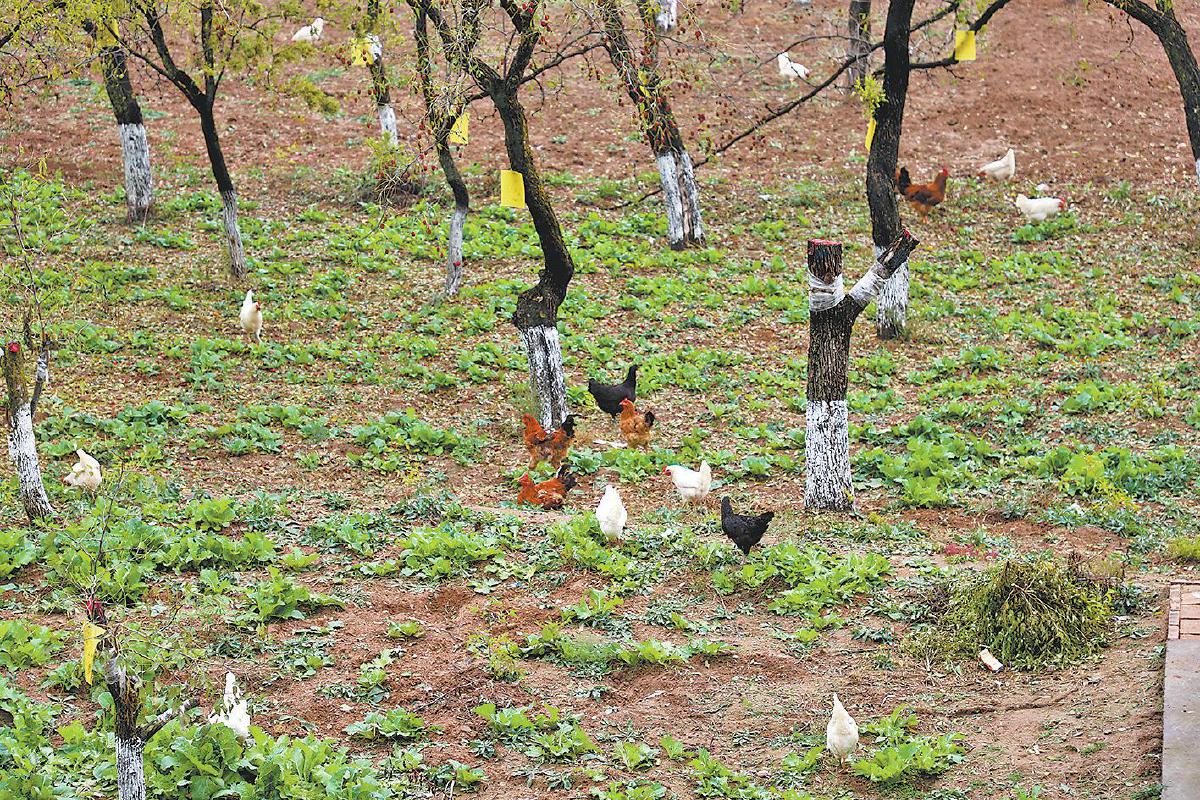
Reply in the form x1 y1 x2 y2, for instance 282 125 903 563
804 234 917 510
218 189 247 279
1104 0 1200 188
3 344 53 521
845 0 871 95
600 0 704 249
104 657 195 800
376 103 398 143
520 324 569 429
98 44 154 221
866 0 914 339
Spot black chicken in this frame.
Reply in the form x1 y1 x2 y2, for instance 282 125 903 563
720 497 774 556
587 364 637 419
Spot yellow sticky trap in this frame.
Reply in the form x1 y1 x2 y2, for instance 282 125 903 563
82 622 105 685
954 30 977 62
96 18 119 48
448 113 469 145
865 118 877 151
500 170 525 209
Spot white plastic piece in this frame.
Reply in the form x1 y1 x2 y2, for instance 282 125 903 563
808 273 845 312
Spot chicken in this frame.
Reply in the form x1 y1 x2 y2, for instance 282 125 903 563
777 53 809 80
522 414 577 470
719 497 773 555
239 290 263 343
63 449 102 494
595 486 627 542
618 398 655 449
517 468 577 510
663 462 712 503
978 148 1016 181
588 365 637 419
1015 194 1066 222
896 166 950 220
826 694 859 765
208 672 252 741
291 17 325 43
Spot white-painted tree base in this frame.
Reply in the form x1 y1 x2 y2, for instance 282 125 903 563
804 400 853 510
7 401 53 520
119 123 154 221
655 0 678 31
220 189 247 279
655 149 704 249
115 736 148 800
874 246 908 339
445 204 466 297
1195 157 1200 189
377 104 398 145
520 324 569 429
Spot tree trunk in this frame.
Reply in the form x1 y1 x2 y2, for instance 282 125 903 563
654 0 677 32
3 344 53 522
115 736 148 800
845 0 871 95
494 88 575 429
106 659 148 800
600 0 704 249
439 139 468 297
804 234 917 511
866 0 914 339
1104 2 1200 187
197 104 247 279
364 10 397 146
98 45 154 221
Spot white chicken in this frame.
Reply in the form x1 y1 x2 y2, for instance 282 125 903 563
1015 194 1066 223
663 462 712 503
978 148 1015 181
595 486 627 542
777 53 809 80
291 17 325 43
825 693 859 765
208 672 252 741
63 449 102 494
239 290 263 343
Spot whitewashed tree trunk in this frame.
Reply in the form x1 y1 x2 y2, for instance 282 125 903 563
445 204 466 297
7 401 53 521
1195 157 1200 188
377 103 398 145
805 400 852 510
656 149 704 250
119 123 154 221
219 189 247 279
115 737 148 800
655 0 677 32
874 245 908 339
519 324 569 430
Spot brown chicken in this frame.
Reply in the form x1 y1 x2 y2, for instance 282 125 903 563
521 414 578 469
618 398 656 449
517 468 577 510
896 166 949 220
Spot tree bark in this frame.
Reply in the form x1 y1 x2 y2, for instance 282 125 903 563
866 0 914 339
845 0 871 95
1104 1 1200 187
600 0 704 250
97 44 154 221
494 87 575 428
104 657 195 800
804 233 917 510
3 342 53 522
197 105 247 279
365 0 398 144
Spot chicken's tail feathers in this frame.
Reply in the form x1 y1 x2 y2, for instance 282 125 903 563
896 167 911 193
644 410 656 427
699 461 712 482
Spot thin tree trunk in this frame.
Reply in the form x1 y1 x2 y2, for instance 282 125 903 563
103 656 195 800
3 342 53 522
845 0 871 95
98 45 154 221
866 0 914 340
494 89 574 429
438 139 468 296
804 233 917 511
413 8 471 297
197 105 247 279
654 0 677 32
1104 1 1200 187
600 0 704 249
365 0 397 145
